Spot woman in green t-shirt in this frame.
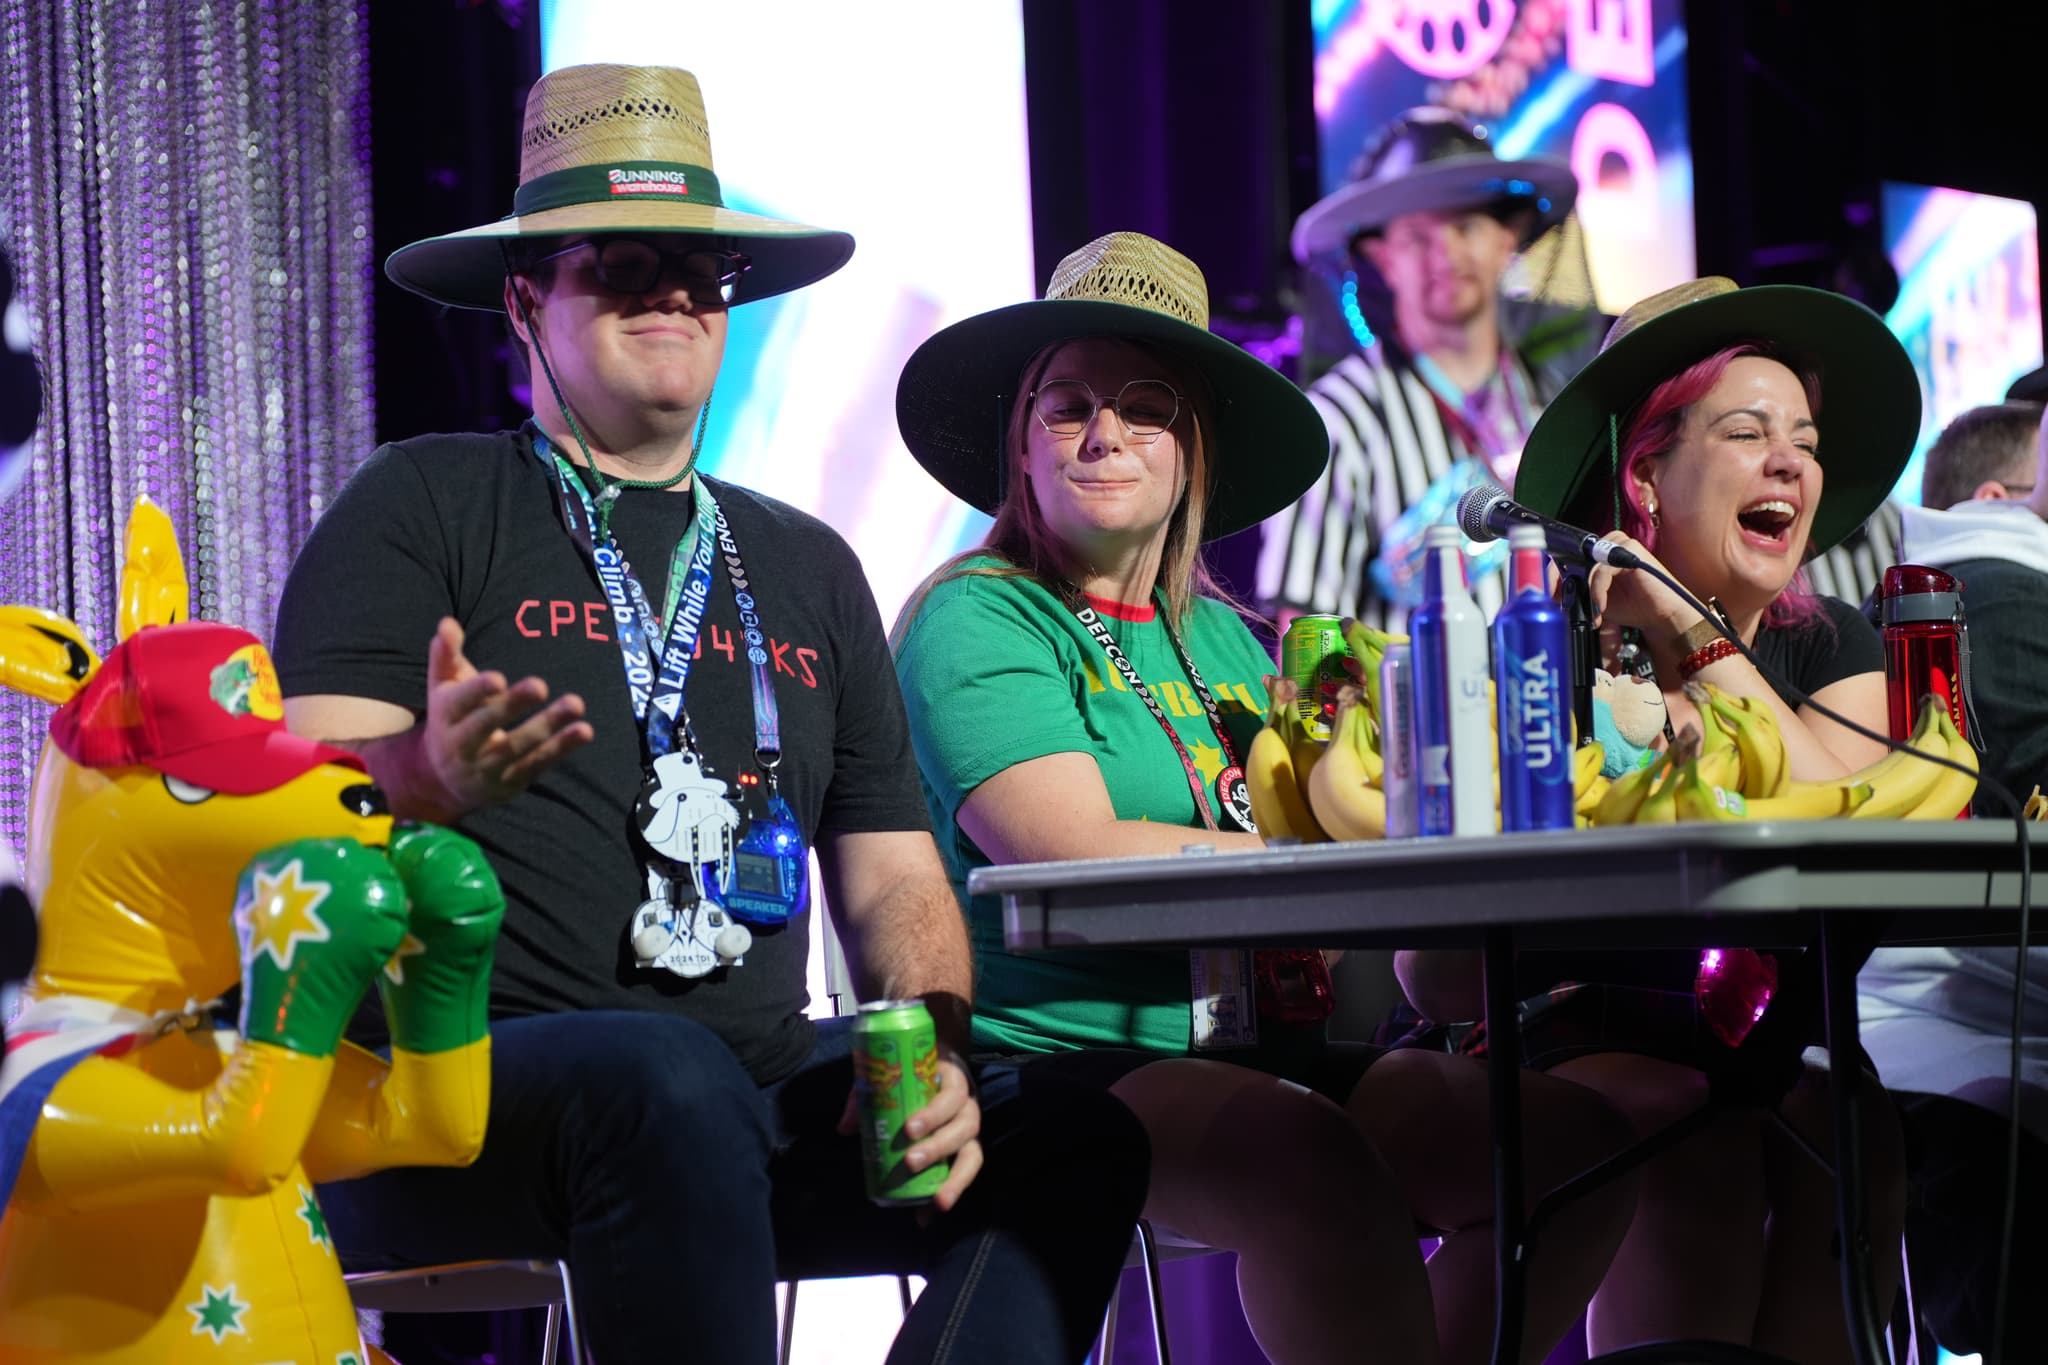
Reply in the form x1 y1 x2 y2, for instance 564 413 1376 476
891 231 1635 1365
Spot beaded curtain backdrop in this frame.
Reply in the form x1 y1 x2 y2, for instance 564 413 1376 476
0 0 373 860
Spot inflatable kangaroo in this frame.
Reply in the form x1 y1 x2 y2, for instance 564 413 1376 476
0 499 503 1363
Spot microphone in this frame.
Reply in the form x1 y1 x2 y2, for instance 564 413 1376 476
1455 483 1643 569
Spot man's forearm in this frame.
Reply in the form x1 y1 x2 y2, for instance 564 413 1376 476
327 727 462 826
837 874 975 1057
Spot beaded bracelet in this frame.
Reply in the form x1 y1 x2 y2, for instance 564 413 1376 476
1678 636 1741 679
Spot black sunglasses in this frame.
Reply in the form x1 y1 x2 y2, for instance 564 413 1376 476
530 236 753 304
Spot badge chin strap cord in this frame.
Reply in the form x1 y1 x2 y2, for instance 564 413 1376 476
506 255 714 542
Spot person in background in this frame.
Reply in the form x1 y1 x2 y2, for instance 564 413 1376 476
1256 107 1600 632
272 62 1148 1365
893 230 1635 1365
1858 397 2048 1363
1409 276 1919 1362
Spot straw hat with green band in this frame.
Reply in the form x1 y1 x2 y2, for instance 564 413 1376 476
896 232 1329 542
1514 277 1921 557
385 63 854 312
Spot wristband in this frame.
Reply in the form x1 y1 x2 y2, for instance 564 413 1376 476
1674 600 1731 658
1679 636 1741 679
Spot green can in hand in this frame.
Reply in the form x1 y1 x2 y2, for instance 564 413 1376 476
852 999 950 1206
1282 613 1349 742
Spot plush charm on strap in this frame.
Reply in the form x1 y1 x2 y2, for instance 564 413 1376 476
0 497 504 1364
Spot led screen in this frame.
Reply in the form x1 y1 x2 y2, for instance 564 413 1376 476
1883 181 2043 504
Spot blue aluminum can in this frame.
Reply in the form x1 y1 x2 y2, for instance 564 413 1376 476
1412 526 1494 838
1493 524 1575 832
1379 642 1419 838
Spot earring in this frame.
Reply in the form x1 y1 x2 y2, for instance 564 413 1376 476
1645 497 1660 529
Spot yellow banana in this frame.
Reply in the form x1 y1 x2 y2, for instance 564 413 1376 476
1696 743 1743 793
1248 722 1327 843
1682 680 1739 763
1633 749 1684 823
1632 727 1701 824
1248 678 1329 842
1577 773 1610 818
2026 785 2046 821
1573 741 1606 801
1699 684 1788 799
1669 759 1726 822
1673 754 1875 821
1844 697 1952 819
1903 701 1978 820
1342 621 1405 723
1306 690 1388 841
1743 780 1876 820
1592 751 1662 825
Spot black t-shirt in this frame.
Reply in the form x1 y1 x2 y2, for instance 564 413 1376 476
1748 595 1884 710
273 429 930 1083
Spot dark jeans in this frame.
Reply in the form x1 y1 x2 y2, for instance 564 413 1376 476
322 1011 1149 1364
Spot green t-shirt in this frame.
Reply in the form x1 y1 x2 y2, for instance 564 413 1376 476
893 559 1275 1055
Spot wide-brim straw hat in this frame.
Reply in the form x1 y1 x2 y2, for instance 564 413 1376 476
385 64 854 312
896 232 1329 543
1514 277 1921 556
1293 107 1577 265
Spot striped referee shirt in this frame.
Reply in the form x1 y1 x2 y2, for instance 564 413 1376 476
1256 341 1531 632
1803 499 1904 611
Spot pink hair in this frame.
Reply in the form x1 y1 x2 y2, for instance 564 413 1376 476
1608 342 1828 632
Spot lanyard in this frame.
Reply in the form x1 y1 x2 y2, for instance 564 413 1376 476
532 429 783 772
1070 596 1241 832
1414 347 1537 468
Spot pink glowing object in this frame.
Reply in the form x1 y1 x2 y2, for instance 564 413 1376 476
1565 0 1653 86
1696 946 1779 1049
1373 0 1518 81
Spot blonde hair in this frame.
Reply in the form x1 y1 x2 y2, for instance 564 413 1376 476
892 337 1253 648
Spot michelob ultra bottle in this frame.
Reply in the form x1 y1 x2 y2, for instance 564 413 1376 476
1493 524 1575 831
1411 524 1494 837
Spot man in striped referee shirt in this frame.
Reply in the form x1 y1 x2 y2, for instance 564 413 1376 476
1257 108 1600 631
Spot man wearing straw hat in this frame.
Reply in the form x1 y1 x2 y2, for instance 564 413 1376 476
1257 107 1598 632
273 63 1147 1363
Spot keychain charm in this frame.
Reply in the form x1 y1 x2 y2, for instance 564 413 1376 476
635 750 748 900
631 867 751 978
1215 765 1256 833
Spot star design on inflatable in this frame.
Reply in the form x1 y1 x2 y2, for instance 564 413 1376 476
236 859 332 971
297 1184 331 1248
382 932 426 986
187 1283 248 1343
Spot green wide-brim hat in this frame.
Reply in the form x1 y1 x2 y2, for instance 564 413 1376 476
895 232 1329 542
385 63 854 312
1514 277 1921 556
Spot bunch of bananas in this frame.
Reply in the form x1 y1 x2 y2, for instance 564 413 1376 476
1246 621 1605 842
1588 681 1977 826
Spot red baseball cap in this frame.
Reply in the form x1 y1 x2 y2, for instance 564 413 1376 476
48 622 366 796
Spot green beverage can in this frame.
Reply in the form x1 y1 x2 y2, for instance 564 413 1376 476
1281 614 1349 742
852 999 950 1206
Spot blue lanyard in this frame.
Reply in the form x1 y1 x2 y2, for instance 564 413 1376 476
532 429 783 771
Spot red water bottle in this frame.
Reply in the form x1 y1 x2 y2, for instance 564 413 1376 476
1879 566 1977 820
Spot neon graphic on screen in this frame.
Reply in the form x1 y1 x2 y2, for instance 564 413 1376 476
1883 182 2044 505
1313 0 1694 316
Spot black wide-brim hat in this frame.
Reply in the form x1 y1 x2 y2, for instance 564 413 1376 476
385 64 853 312
1292 107 1577 264
1515 277 1921 555
896 232 1329 542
